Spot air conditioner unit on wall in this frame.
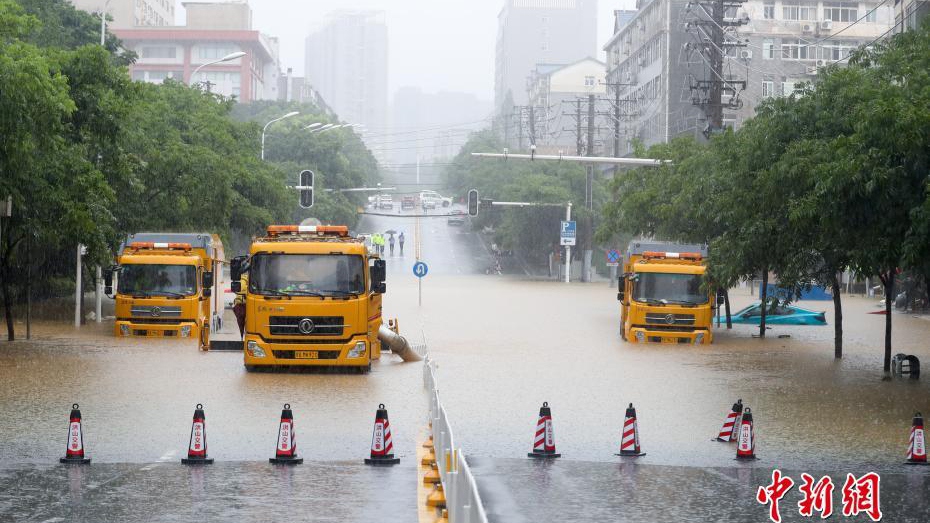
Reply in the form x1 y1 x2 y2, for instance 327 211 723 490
821 20 832 30
740 49 752 59
816 59 827 67
802 23 814 32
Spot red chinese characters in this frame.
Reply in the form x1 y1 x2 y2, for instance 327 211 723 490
756 469 795 523
841 472 882 521
798 473 834 518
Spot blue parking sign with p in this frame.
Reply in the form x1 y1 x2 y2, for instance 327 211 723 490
560 221 577 246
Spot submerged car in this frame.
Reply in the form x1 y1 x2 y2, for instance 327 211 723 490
447 209 466 226
719 301 827 325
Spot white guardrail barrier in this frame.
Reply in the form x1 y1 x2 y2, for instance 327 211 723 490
423 356 489 523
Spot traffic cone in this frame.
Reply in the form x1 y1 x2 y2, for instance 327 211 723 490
269 403 302 465
181 403 214 464
364 403 400 465
616 403 646 457
527 402 561 459
735 407 758 460
731 403 743 442
715 399 743 442
905 412 928 465
59 404 91 464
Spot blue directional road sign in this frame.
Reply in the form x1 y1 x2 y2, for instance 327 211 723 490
412 261 429 278
560 221 577 246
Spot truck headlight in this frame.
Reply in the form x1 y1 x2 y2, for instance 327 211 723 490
695 333 705 344
119 324 130 336
180 325 191 338
635 331 645 342
246 340 266 358
348 341 366 358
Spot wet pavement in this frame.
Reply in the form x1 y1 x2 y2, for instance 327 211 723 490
3 202 930 521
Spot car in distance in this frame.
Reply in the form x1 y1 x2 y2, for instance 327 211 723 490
401 195 416 209
378 195 394 210
419 190 452 208
447 209 466 226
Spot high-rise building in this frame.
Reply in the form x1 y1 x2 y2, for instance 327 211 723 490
305 11 388 144
495 0 597 112
894 0 929 32
603 0 893 153
71 0 175 28
113 1 281 102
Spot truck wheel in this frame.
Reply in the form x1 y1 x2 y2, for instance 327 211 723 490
245 365 257 373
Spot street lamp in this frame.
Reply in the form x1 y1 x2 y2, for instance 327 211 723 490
261 111 299 160
100 0 111 46
303 122 324 131
309 124 335 134
189 51 247 88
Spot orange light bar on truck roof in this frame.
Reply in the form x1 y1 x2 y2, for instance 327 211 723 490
642 251 702 261
129 242 192 250
267 225 349 237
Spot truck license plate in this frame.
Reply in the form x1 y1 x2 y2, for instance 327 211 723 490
295 350 318 359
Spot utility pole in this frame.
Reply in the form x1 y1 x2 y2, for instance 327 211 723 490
583 94 596 282
575 99 583 155
685 0 748 137
528 105 536 146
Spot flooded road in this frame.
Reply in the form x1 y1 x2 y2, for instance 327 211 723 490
2 204 930 521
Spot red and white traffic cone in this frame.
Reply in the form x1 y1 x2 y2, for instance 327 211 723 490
735 407 758 460
715 399 743 442
269 403 302 465
905 412 928 465
181 403 214 464
59 404 91 464
616 403 646 457
527 402 561 459
364 403 400 465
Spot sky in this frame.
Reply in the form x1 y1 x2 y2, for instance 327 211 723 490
182 0 635 102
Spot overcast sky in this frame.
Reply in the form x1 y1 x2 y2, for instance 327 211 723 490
187 0 634 101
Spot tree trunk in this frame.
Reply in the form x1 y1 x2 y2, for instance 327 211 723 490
1 268 13 342
831 272 843 359
759 269 769 338
880 271 894 377
724 288 732 329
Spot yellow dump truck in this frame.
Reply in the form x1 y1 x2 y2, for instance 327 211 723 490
106 233 225 349
618 242 714 344
231 225 387 372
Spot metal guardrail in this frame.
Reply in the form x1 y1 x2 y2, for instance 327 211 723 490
423 356 489 523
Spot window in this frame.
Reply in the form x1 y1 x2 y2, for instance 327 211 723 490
118 264 197 296
763 1 775 19
781 38 814 60
763 39 776 59
140 46 176 59
866 6 877 22
584 75 595 87
198 45 236 60
819 41 858 60
782 2 816 20
761 81 776 97
783 81 803 96
249 254 366 296
823 2 858 22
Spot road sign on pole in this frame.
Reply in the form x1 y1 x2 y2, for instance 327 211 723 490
560 221 576 246
606 248 621 267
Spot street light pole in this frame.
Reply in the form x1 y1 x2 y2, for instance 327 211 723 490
189 51 247 88
261 111 299 160
100 0 111 46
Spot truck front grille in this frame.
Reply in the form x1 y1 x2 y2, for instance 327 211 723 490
645 313 695 326
268 316 346 336
130 306 182 317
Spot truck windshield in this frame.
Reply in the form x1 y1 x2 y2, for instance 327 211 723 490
118 264 197 297
249 254 365 296
633 272 708 305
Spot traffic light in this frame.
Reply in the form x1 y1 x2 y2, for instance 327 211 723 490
298 169 314 209
467 189 479 216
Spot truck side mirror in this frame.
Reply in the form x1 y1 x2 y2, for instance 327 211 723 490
617 275 626 301
230 255 247 293
370 259 386 294
202 271 213 297
104 269 114 296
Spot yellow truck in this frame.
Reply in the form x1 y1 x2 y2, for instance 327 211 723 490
618 242 714 344
231 225 387 372
105 233 225 350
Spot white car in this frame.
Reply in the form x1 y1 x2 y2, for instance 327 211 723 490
419 190 452 208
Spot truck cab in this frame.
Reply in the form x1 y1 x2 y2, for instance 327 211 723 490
619 242 714 344
232 225 387 372
108 233 224 349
